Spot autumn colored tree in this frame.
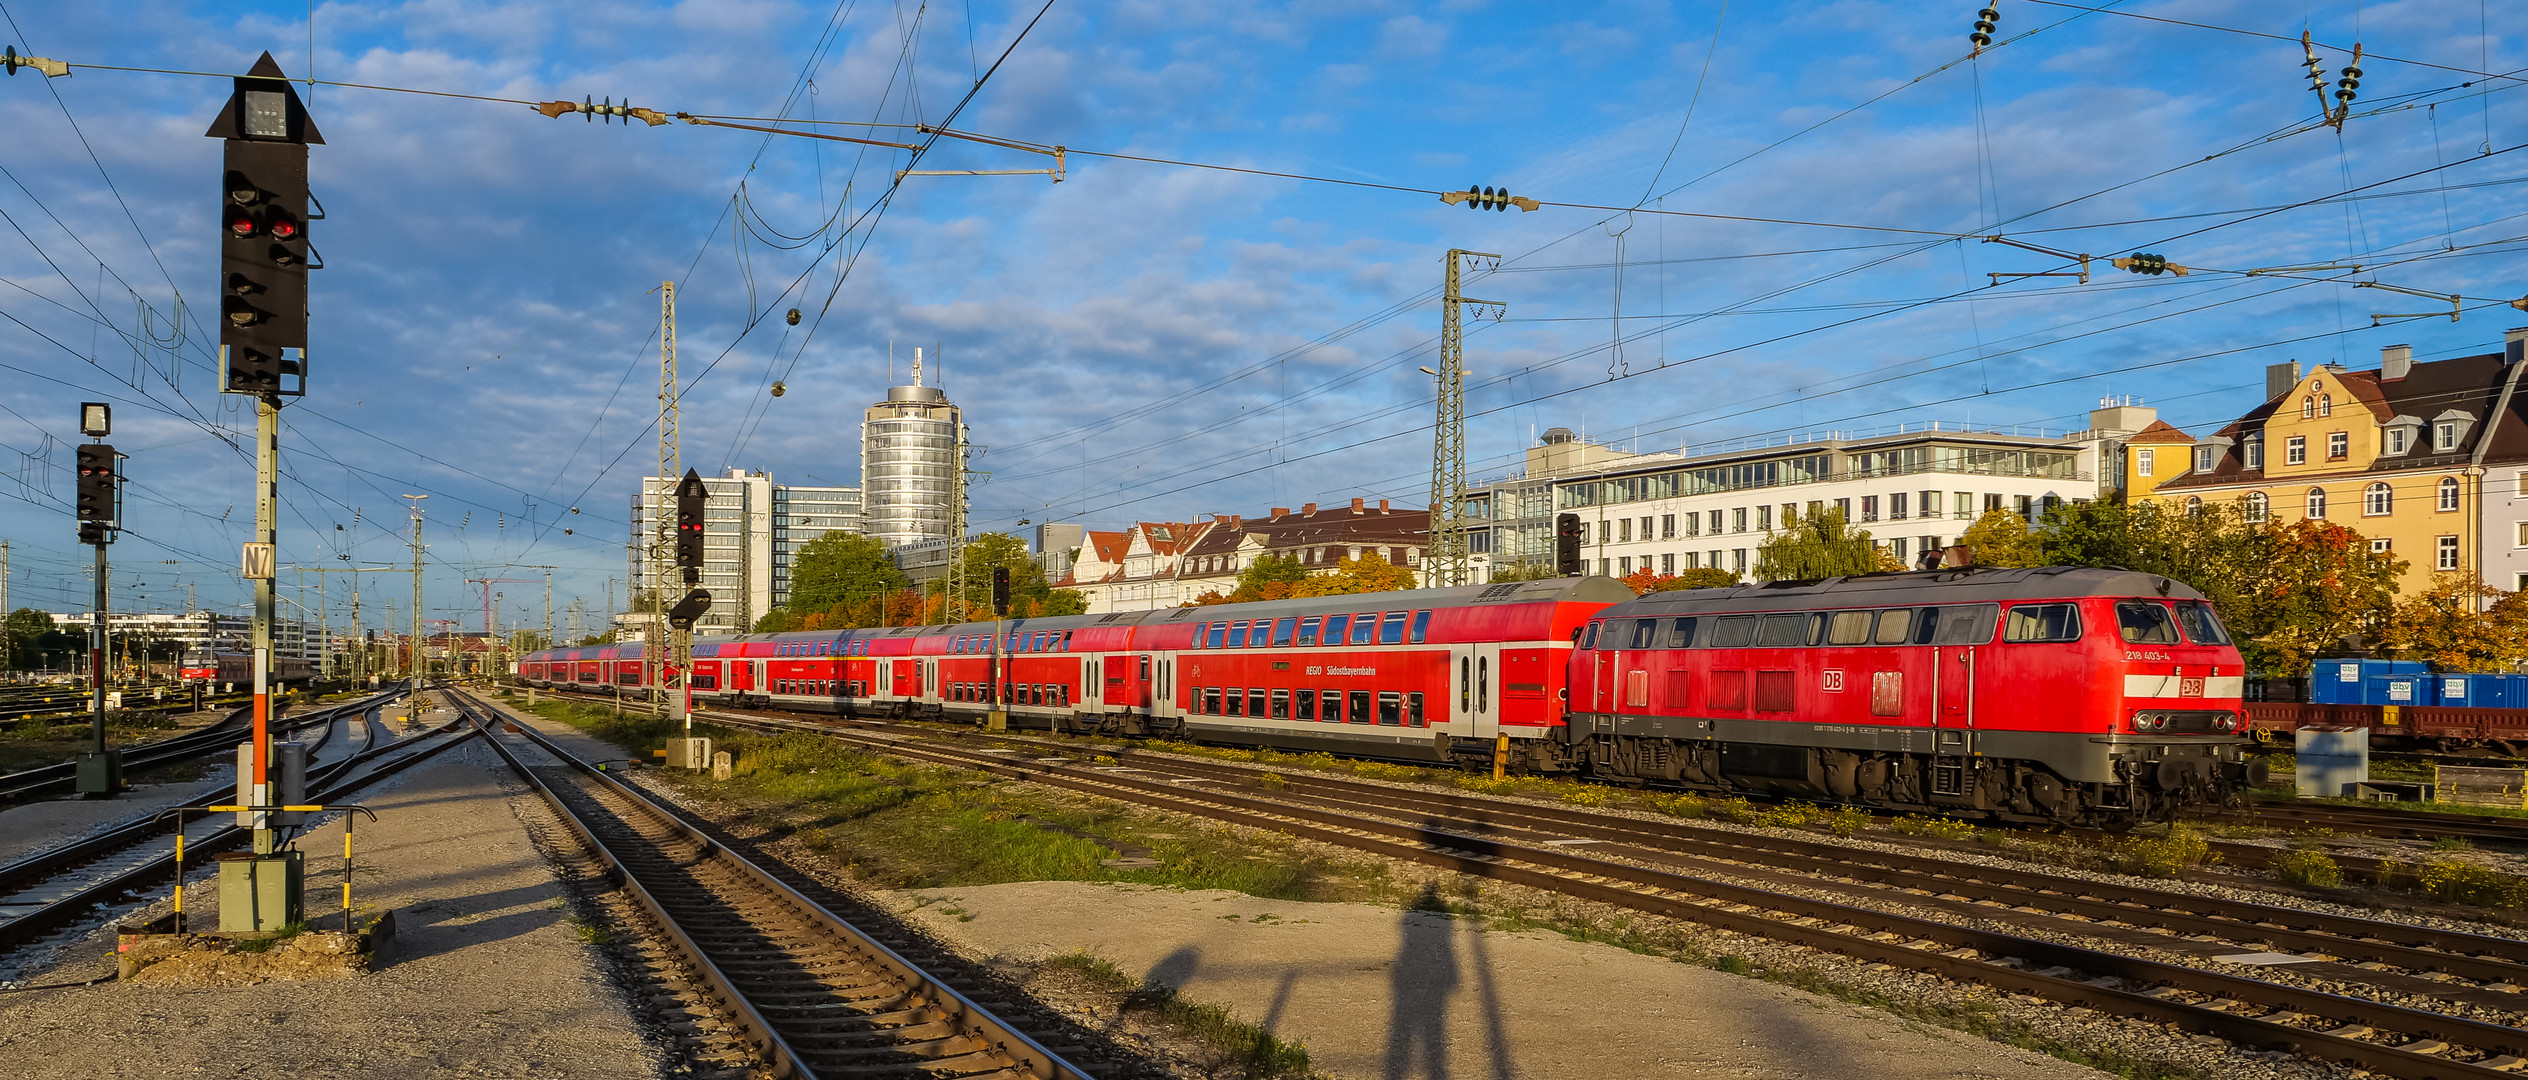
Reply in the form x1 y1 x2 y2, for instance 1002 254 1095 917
1191 552 1421 605
1754 506 1883 581
2379 575 2528 671
2231 519 2403 675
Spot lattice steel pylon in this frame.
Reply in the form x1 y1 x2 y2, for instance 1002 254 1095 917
651 281 680 719
1430 249 1504 589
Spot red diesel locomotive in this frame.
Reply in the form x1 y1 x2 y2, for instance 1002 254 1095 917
517 566 2257 824
1563 565 2260 828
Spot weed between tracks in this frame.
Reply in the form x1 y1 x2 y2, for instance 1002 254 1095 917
1042 952 1316 1080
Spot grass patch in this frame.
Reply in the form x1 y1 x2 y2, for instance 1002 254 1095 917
229 920 314 954
1043 951 1315 1079
2271 848 2344 889
1888 814 1976 841
2416 856 2528 908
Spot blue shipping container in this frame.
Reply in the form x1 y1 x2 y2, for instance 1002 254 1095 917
2367 675 2431 706
2314 659 2366 704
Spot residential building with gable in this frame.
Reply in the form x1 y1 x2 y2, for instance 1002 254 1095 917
2145 331 2528 595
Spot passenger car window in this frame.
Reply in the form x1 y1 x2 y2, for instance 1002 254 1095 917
2115 602 2180 644
1351 615 1378 645
2002 603 2083 643
2173 601 2231 645
1410 610 1433 644
1228 621 1249 648
1272 617 1297 647
1379 612 1409 644
1872 609 1912 645
1297 617 1320 646
1710 616 1756 647
1323 615 1349 643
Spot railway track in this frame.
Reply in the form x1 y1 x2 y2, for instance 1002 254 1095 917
2225 800 2528 846
453 690 1091 1080
0 683 389 802
0 690 468 956
676 703 2528 1080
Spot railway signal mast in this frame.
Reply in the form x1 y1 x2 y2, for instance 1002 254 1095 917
209 53 321 930
666 469 712 730
74 402 121 795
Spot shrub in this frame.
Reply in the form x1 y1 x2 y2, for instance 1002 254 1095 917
1754 804 1820 829
2108 826 2214 879
1255 772 1287 790
1888 815 1976 841
1645 791 1707 818
2417 857 2525 908
1559 784 1618 808
1824 805 1872 838
1709 797 1761 824
1454 775 1524 796
2270 848 2343 888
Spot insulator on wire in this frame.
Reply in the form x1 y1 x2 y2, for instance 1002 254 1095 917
1969 5 1999 53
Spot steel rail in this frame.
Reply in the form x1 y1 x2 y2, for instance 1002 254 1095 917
1060 745 2528 986
695 709 2528 1079
0 696 465 953
455 690 1090 1080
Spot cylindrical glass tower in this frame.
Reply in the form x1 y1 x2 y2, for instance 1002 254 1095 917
861 383 964 549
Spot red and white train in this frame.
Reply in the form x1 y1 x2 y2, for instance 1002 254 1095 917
518 566 2259 826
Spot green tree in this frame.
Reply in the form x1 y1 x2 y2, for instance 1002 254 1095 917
2380 575 2528 671
937 532 1054 619
1236 554 1311 594
1754 507 1883 581
787 531 910 612
1957 508 2045 567
2233 520 2403 675
5 608 55 670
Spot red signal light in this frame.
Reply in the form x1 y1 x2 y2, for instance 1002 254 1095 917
269 216 297 240
227 206 259 237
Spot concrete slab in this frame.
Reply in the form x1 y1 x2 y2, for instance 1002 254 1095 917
0 742 663 1079
889 880 2106 1080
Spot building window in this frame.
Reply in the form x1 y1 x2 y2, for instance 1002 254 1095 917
1731 549 1747 573
2244 491 2268 523
2438 422 2460 452
2136 448 2155 477
1859 496 1879 522
1661 514 1676 539
2319 393 2332 417
1835 498 1852 520
1953 492 1972 517
1599 558 1611 576
2388 427 2409 454
1618 556 1632 575
2515 521 2528 548
2438 535 2461 571
1599 520 1613 544
1732 508 1748 533
2193 446 2215 473
1707 509 1723 534
2372 537 2393 554
2306 487 2327 519
1756 505 1772 531
2243 435 2263 469
2185 496 2203 514
2327 432 2347 459
1984 493 2003 512
1893 537 1909 561
1661 553 1675 574
1619 518 1632 543
1641 515 1655 540
2286 436 2306 465
2364 482 2392 516
1684 552 1700 568
2300 396 2314 418
1890 491 1909 519
2439 476 2461 511
1683 513 1700 537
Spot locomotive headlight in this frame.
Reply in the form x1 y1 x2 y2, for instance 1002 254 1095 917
2212 713 2240 733
2131 712 2168 732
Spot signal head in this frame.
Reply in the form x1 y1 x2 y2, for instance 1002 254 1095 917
226 204 260 238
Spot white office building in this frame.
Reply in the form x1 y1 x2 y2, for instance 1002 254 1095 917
631 469 864 635
861 348 967 549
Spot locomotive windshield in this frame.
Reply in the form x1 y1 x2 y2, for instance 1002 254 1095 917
2172 601 2230 645
2114 602 2181 644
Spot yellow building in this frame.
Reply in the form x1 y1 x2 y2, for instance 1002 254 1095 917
2148 334 2528 596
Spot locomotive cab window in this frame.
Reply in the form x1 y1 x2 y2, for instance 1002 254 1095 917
2003 603 2083 643
2115 601 2180 645
1580 623 1599 649
1933 603 2000 645
1710 616 1756 648
2173 601 2230 645
1912 607 1941 644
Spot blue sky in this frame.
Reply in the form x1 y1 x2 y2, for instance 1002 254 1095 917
1 0 2524 635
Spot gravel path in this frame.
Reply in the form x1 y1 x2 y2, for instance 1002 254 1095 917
0 743 667 1079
